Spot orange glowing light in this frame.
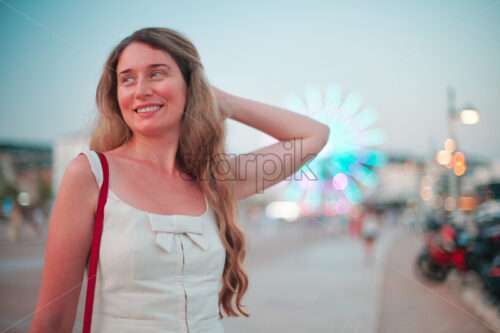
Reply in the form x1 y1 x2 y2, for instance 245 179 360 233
454 152 465 163
458 197 477 211
454 164 466 176
420 186 433 201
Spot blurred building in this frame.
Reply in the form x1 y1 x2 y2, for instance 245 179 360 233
364 154 424 207
0 141 52 212
50 131 500 220
53 133 90 193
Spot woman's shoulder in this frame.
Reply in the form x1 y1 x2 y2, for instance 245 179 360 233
64 152 100 190
69 152 94 175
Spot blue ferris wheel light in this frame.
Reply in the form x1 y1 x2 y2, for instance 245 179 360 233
284 84 386 214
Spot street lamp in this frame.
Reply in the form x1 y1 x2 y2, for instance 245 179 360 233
460 108 480 125
447 87 479 215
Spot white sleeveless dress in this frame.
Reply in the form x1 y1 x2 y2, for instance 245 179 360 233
81 151 226 333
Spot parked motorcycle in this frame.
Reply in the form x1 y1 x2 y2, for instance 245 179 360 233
415 221 467 283
415 202 500 298
469 201 500 297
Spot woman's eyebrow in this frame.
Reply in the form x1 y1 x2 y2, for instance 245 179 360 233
150 63 171 70
118 63 171 75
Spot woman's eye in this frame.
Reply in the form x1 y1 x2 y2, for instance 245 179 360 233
151 72 163 78
121 76 134 83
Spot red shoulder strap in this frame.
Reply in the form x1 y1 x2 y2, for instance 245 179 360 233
82 151 109 333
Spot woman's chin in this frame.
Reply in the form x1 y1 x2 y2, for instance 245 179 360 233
132 123 180 138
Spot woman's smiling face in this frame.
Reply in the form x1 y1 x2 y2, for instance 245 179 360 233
116 42 188 137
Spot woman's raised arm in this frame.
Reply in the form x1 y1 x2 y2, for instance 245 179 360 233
30 154 98 332
214 87 330 200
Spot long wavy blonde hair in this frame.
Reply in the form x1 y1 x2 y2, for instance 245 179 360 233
89 27 248 318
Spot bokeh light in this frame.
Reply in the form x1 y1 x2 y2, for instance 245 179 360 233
422 175 433 186
453 152 465 164
265 201 300 221
444 139 455 153
444 197 456 211
458 197 477 211
460 109 479 125
324 200 337 216
336 198 351 215
17 192 30 207
420 186 433 201
453 152 466 176
454 164 466 176
332 173 348 190
436 150 452 166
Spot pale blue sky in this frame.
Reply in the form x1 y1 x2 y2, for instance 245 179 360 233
1 0 499 159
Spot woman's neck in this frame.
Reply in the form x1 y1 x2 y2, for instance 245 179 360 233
119 133 181 176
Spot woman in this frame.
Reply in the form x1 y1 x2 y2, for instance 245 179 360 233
31 27 329 332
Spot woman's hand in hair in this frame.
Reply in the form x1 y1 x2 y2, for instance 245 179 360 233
212 86 232 120
224 92 330 200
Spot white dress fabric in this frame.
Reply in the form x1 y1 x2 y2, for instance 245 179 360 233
82 151 226 333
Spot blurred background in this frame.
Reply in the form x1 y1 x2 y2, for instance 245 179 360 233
1 0 499 332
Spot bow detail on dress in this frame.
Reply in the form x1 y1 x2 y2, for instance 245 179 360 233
148 214 210 252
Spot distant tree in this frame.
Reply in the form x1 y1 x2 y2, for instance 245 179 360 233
37 178 52 206
0 177 19 201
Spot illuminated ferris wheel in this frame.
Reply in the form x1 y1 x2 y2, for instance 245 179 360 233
283 84 387 216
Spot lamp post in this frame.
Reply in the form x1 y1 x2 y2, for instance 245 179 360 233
446 87 479 216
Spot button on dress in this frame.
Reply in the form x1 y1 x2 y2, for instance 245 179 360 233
81 151 226 333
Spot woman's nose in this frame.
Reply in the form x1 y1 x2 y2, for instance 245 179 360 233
135 77 153 98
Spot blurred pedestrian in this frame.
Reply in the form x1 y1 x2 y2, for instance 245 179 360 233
7 204 22 242
26 207 45 241
362 206 379 264
349 206 363 238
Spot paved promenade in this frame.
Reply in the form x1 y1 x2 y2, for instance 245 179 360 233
222 223 395 333
1 219 498 332
378 229 499 333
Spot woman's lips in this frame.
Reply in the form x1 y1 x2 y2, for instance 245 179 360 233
134 105 163 118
